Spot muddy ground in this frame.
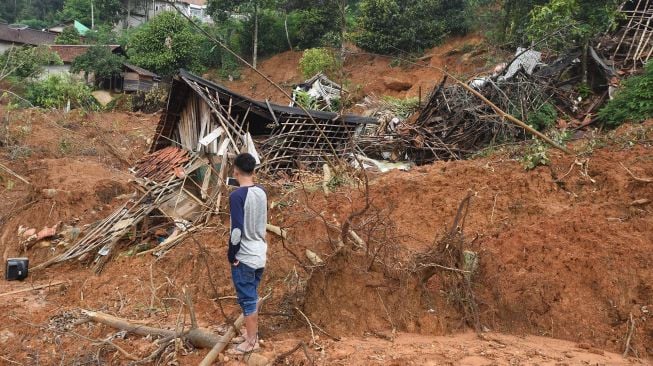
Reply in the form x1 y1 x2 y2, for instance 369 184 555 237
0 104 651 365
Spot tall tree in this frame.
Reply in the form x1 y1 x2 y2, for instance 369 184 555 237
126 11 204 76
208 0 274 68
70 45 124 84
59 0 124 27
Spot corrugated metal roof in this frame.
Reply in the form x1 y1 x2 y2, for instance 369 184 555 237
0 23 57 45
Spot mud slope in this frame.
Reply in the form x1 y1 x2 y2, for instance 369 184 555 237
287 122 653 358
218 34 506 108
0 107 650 364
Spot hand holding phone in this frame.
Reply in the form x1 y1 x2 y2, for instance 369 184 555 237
226 177 240 187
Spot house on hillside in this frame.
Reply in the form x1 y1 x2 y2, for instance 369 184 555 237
121 0 212 28
0 23 57 53
151 69 376 173
113 63 161 92
44 44 123 78
48 20 91 36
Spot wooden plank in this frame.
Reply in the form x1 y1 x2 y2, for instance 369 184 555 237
0 281 67 297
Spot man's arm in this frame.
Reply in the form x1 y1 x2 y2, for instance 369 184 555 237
228 191 245 264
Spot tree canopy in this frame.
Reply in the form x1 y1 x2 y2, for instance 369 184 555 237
70 45 125 82
356 0 468 54
0 46 63 80
55 26 82 44
58 0 124 27
126 11 205 77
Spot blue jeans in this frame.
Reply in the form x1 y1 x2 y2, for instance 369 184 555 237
231 262 264 316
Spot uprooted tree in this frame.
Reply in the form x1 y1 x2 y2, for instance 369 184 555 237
301 185 482 335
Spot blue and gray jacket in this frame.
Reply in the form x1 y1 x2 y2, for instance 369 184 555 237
228 185 267 269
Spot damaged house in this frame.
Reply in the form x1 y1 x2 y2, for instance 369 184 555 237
34 70 375 272
151 69 376 173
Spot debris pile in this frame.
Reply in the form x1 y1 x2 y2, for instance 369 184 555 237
291 73 344 112
602 0 653 71
357 43 623 164
32 147 223 273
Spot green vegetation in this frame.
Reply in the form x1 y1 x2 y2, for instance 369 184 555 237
381 96 420 119
25 74 96 110
126 12 205 77
299 48 337 78
58 0 123 26
526 0 620 52
0 46 63 80
599 62 653 127
527 102 558 131
356 0 468 54
70 45 124 83
54 26 82 44
521 139 550 170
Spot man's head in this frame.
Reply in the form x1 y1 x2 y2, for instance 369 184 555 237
233 153 257 184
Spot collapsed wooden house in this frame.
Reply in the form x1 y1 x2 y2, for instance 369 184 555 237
151 69 376 173
610 0 653 70
34 70 376 272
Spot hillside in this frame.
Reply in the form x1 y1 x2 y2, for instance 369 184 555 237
218 35 507 111
0 103 651 363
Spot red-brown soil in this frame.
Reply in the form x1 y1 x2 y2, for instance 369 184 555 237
218 34 507 111
1 102 651 364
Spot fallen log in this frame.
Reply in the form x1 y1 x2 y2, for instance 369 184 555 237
200 294 270 366
0 162 30 185
198 314 244 366
80 309 219 349
266 224 287 239
0 280 66 297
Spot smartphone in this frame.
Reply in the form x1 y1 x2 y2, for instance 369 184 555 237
225 177 240 187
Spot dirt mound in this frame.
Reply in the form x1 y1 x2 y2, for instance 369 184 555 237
0 107 157 265
219 34 506 109
304 250 424 334
291 122 653 358
0 106 651 363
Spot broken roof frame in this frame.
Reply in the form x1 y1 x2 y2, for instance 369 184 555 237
33 70 376 272
612 0 653 70
151 69 377 173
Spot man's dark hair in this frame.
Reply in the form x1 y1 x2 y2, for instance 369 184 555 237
234 153 256 174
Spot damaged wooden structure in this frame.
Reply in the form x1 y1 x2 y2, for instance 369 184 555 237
610 0 653 70
358 46 619 164
34 70 375 272
291 72 345 112
151 69 375 173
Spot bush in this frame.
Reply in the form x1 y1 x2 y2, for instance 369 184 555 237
598 62 653 126
527 102 558 131
356 0 468 54
0 46 62 79
299 48 337 78
521 139 550 170
25 74 96 110
127 11 205 77
131 85 169 113
54 26 82 45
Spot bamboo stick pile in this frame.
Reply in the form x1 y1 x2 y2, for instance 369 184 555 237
357 75 554 164
610 0 653 70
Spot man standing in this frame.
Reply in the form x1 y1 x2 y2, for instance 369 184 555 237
228 153 267 354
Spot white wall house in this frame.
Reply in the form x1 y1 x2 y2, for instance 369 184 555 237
121 0 212 29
